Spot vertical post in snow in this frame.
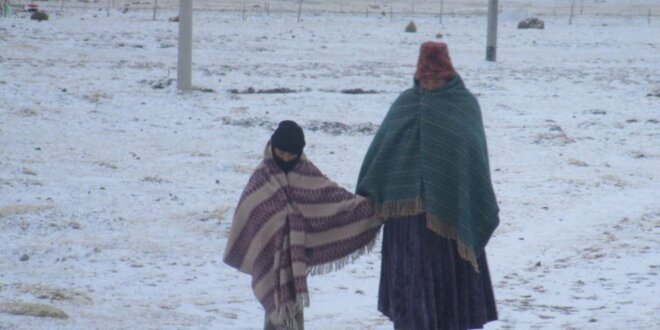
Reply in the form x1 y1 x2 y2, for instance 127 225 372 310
297 0 303 23
580 0 584 15
60 0 64 12
242 2 246 21
648 9 652 25
177 0 193 91
439 0 444 24
486 0 498 62
153 0 158 21
569 0 576 25
107 0 110 17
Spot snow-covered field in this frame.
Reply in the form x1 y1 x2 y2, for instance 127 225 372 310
1 2 659 329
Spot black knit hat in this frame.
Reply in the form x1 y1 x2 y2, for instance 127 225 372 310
271 120 305 155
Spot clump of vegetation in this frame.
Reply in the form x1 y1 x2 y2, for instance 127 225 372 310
229 87 297 94
518 17 545 29
340 88 380 95
0 301 68 319
31 11 49 22
405 21 417 33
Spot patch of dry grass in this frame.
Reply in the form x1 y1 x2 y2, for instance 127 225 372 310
0 204 52 219
0 301 68 319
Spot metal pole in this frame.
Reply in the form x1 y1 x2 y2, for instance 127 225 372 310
439 0 444 24
486 0 498 61
242 2 246 21
153 0 158 21
178 0 193 91
297 0 303 23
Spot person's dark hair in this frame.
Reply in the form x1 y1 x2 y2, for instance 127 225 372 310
271 120 305 155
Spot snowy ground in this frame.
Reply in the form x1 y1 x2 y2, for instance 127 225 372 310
1 2 659 329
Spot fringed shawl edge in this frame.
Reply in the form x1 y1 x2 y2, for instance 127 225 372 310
373 198 480 272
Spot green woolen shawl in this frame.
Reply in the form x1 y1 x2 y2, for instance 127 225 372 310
356 75 499 271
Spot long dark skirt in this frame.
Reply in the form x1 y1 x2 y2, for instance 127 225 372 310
378 215 498 330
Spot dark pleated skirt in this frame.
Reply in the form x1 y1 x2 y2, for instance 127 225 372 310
378 215 498 330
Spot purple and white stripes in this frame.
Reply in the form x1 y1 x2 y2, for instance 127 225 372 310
224 143 381 328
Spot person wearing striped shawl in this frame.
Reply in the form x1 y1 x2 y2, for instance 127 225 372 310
356 42 499 330
224 121 382 330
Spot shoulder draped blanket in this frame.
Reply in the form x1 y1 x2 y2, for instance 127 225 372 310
356 75 499 271
224 143 381 329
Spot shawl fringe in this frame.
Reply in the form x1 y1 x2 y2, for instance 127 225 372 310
426 213 480 273
374 198 480 272
308 231 380 276
374 198 426 220
271 293 309 330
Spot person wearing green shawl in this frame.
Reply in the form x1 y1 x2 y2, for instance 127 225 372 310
356 42 499 330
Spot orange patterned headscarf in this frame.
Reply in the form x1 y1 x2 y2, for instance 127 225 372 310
414 41 457 90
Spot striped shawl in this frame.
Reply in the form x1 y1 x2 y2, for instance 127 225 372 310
356 75 499 271
224 143 381 329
